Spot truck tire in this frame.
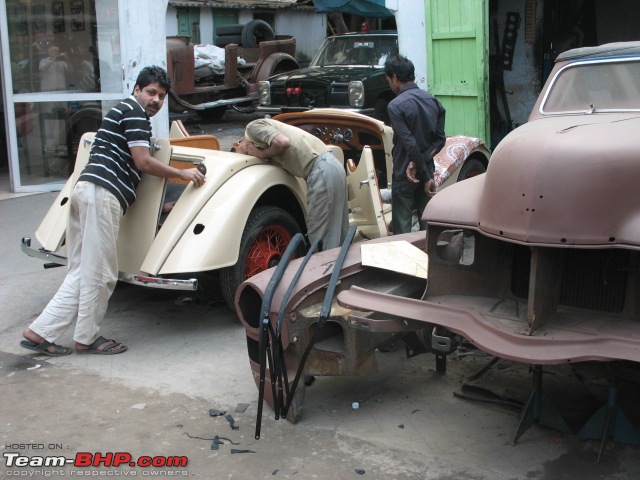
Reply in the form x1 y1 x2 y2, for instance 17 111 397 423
215 24 244 36
241 20 275 48
219 206 304 309
215 35 242 47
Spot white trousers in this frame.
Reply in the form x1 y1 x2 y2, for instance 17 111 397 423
29 181 122 345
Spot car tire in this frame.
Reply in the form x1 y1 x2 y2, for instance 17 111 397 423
220 206 304 309
215 24 244 36
457 157 486 181
214 34 243 47
241 20 275 48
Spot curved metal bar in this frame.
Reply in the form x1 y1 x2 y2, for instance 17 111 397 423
283 225 357 417
272 238 321 416
255 233 305 440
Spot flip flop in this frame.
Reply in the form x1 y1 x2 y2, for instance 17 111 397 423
76 336 128 355
20 339 72 357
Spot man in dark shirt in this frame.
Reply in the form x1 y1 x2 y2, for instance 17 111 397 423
20 66 205 356
384 55 446 234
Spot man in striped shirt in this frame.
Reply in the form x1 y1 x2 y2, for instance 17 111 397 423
20 66 205 356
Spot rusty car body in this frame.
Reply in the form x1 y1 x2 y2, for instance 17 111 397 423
234 41 640 435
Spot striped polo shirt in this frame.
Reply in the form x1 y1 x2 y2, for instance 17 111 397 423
78 97 151 213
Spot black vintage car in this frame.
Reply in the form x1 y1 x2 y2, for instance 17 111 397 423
256 31 398 123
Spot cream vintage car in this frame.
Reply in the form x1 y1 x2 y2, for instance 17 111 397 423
21 109 489 308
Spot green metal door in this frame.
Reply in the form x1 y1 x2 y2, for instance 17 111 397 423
425 0 489 145
177 8 201 43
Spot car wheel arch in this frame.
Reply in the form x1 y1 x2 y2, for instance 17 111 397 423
153 166 305 276
219 204 306 309
457 152 489 181
254 53 299 83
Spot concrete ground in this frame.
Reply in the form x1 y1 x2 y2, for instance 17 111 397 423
2 112 640 479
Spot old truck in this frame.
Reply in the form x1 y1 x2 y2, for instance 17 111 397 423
234 41 640 453
166 21 299 120
51 23 299 180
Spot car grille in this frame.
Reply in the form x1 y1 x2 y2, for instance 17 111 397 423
510 246 628 313
272 86 329 108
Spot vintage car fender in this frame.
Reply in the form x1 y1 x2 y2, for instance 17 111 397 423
423 173 485 228
140 162 306 276
254 52 299 83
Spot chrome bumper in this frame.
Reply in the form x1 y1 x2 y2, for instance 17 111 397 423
21 237 198 291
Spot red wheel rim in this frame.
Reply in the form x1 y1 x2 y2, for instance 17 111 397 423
244 225 293 279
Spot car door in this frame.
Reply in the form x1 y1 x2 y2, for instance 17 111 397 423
347 146 389 239
35 132 94 252
34 135 171 278
115 138 171 275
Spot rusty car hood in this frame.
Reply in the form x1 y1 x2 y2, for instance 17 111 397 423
426 113 640 248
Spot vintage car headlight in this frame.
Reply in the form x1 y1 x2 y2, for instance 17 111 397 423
258 81 271 106
348 81 365 108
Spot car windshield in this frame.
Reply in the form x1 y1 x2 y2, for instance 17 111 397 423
312 35 399 67
542 59 640 113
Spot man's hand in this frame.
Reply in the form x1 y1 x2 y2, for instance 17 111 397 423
406 161 436 197
424 179 436 198
179 167 206 187
406 161 419 183
243 142 262 158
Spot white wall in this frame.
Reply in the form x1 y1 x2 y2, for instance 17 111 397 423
199 9 214 44
275 11 327 65
166 7 178 37
385 0 427 89
122 0 170 137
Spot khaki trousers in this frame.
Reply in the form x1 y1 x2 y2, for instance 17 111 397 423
306 152 349 251
29 181 122 345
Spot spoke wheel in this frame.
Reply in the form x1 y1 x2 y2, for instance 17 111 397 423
220 206 304 309
244 224 292 278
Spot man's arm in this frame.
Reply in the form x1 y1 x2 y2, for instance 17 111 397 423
244 134 290 159
130 146 205 186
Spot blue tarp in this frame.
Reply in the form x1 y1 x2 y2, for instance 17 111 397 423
313 0 393 18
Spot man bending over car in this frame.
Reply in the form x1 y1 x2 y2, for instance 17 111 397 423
20 66 206 357
233 119 348 251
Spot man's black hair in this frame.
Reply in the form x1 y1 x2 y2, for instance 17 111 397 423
133 65 171 94
384 54 415 83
